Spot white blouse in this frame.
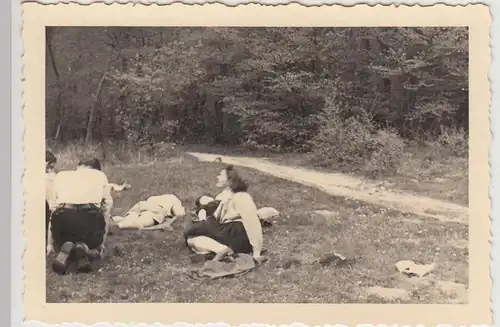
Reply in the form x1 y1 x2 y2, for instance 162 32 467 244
214 191 263 257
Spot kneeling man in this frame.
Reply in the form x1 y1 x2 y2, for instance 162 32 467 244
47 158 112 275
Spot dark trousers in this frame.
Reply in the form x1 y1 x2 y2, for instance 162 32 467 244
50 204 106 250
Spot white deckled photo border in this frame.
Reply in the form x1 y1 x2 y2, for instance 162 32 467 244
10 0 499 326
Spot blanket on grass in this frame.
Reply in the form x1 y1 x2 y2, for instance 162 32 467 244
188 253 261 280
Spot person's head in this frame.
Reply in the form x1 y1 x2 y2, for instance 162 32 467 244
77 157 102 171
216 165 248 193
195 194 215 207
45 150 57 172
171 202 186 217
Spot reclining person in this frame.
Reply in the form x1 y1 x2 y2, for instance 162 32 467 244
193 194 279 228
113 193 186 230
192 192 230 221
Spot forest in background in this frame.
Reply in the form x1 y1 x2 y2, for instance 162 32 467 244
46 27 468 176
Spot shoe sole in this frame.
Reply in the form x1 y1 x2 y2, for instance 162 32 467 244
51 242 74 275
75 245 92 273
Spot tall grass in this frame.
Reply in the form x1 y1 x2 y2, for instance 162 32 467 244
47 141 182 170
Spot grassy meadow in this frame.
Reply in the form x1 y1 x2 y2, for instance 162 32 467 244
45 143 468 304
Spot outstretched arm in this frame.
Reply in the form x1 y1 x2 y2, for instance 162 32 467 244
108 182 132 192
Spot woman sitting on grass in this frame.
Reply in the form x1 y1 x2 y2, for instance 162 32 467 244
184 165 265 263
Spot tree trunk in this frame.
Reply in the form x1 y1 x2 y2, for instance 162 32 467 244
54 73 72 142
54 121 62 141
46 29 59 79
85 50 114 145
46 28 62 140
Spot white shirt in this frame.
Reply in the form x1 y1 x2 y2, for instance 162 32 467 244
45 171 57 207
215 188 232 202
51 167 113 213
144 194 186 219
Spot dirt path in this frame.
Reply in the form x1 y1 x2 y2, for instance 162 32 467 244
187 152 468 225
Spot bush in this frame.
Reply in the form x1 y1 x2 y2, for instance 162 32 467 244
364 130 405 177
435 127 468 157
308 105 405 177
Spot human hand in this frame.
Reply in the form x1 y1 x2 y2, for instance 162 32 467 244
46 245 53 256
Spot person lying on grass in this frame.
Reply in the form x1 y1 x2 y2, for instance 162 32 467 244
192 194 279 228
112 194 186 230
191 189 232 221
189 176 240 222
184 165 266 264
46 157 112 275
192 195 219 221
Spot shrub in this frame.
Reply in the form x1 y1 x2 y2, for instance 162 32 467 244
435 127 468 158
364 130 405 177
308 103 405 176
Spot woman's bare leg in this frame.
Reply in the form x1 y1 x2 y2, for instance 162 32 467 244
187 236 233 261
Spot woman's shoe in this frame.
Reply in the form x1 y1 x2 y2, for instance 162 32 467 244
212 247 234 262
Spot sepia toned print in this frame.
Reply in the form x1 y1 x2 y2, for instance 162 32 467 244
22 2 491 326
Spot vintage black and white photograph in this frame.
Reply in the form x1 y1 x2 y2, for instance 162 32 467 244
42 25 471 304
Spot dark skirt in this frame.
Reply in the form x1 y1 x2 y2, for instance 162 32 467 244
50 205 106 250
184 219 253 254
45 201 51 245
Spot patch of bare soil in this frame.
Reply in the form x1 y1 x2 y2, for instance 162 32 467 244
188 152 468 225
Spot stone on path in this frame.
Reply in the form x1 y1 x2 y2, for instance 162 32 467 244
366 286 411 301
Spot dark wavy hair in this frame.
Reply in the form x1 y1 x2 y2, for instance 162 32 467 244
225 165 248 193
77 157 102 171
